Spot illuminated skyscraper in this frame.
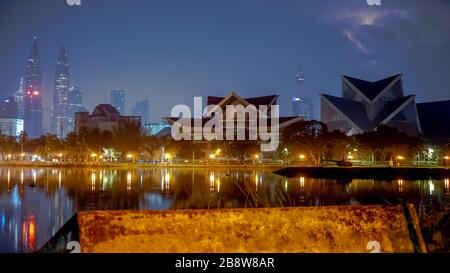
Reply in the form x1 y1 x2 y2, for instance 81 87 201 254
24 39 43 138
14 77 25 119
67 86 88 133
51 46 70 137
132 99 149 123
292 96 314 120
111 89 126 114
0 97 23 137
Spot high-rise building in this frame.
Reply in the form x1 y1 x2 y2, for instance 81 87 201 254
24 39 43 138
0 97 23 137
292 96 314 120
67 86 88 133
14 77 25 119
111 89 125 114
51 46 70 138
132 99 149 124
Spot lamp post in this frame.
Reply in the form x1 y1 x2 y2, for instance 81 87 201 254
397 156 404 166
254 154 259 165
127 153 135 164
164 153 172 165
91 153 97 163
444 156 449 167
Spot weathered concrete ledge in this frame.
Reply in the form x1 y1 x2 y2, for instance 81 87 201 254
40 205 426 253
274 166 450 180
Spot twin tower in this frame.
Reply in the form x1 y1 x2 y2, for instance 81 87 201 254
22 38 73 138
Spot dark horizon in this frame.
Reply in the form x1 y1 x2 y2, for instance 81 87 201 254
1 0 450 131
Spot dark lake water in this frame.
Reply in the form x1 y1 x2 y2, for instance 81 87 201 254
0 167 449 252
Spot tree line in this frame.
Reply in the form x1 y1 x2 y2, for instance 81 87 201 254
0 120 448 165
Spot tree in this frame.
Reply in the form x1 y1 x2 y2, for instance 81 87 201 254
354 125 423 165
282 120 330 164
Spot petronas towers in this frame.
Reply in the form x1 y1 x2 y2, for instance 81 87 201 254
23 38 75 138
51 46 70 137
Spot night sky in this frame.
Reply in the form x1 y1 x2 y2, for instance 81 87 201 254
1 0 450 130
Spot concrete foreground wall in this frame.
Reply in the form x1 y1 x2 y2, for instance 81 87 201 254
40 205 426 253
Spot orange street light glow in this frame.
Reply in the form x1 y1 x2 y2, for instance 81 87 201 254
299 154 306 159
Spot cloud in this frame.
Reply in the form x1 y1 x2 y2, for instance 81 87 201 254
342 29 370 54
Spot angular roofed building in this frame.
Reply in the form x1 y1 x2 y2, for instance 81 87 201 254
417 100 450 141
74 104 140 134
321 74 422 137
164 92 303 158
166 92 303 134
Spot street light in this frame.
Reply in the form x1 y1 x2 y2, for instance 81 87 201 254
299 154 306 160
397 156 404 166
91 153 97 163
164 153 172 164
209 154 216 159
127 153 135 164
444 156 449 167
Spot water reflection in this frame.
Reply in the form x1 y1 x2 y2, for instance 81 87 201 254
0 167 449 252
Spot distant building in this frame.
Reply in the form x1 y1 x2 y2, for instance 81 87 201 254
75 104 140 134
0 97 23 137
144 121 170 136
67 86 88 134
51 46 71 137
24 39 43 138
111 89 125 115
132 99 149 124
292 96 314 120
321 74 422 137
14 77 24 119
417 100 450 141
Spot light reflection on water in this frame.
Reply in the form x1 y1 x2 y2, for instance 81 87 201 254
0 167 449 253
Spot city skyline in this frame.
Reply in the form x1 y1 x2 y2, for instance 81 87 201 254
1 0 450 130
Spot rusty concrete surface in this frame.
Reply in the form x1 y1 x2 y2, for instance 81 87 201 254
73 205 426 253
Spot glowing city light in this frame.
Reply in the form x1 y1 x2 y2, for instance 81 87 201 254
299 154 306 160
299 177 305 188
429 180 435 195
